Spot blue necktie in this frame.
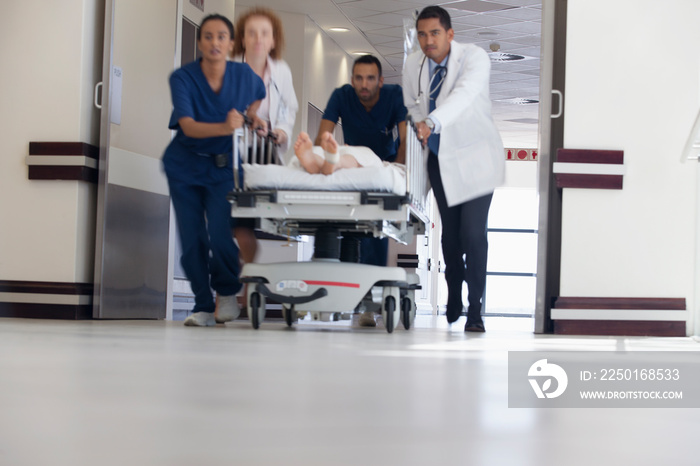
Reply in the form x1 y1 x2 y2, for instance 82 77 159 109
428 65 446 154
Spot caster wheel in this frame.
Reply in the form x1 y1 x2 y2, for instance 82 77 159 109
283 304 296 327
383 296 395 333
381 286 400 333
401 296 416 330
248 291 265 329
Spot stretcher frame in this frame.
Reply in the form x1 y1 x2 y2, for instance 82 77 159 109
228 119 429 333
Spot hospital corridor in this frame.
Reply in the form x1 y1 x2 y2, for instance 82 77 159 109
2 0 700 465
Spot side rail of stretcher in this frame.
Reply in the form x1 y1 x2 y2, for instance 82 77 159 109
404 115 429 223
232 117 283 191
228 118 430 243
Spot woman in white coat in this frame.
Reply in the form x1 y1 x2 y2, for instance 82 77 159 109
231 7 299 260
232 7 298 158
403 6 505 332
215 8 299 323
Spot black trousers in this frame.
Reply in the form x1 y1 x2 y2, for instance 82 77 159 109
359 236 389 266
427 152 493 320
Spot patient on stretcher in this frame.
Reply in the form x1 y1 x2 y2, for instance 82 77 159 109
293 131 386 175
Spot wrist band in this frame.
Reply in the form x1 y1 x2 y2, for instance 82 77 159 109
324 150 339 164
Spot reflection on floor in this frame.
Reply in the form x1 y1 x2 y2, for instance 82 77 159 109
1 316 698 466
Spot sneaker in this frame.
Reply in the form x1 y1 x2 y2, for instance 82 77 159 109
215 294 241 323
358 310 377 327
184 311 216 327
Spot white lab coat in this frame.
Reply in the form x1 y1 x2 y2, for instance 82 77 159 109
232 55 299 157
403 41 505 207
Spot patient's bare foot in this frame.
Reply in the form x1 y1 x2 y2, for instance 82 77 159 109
319 131 339 156
294 132 322 174
319 132 340 175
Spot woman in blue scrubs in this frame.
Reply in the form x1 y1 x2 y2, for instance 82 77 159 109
162 14 266 327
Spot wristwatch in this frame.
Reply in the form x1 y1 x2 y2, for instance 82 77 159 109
424 118 435 132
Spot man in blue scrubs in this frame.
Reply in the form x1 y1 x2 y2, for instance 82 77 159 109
317 55 407 167
316 54 408 326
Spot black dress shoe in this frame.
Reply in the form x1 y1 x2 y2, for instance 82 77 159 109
464 321 485 332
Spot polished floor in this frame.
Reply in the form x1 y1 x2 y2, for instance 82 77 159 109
1 315 699 466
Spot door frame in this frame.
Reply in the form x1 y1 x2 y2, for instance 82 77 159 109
534 0 567 333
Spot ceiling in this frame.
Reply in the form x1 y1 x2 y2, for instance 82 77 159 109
236 0 542 148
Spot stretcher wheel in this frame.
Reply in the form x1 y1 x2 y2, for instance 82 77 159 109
381 286 400 334
383 296 395 333
248 291 265 329
401 295 416 330
282 304 296 327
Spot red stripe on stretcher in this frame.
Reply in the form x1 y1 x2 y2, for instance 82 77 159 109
304 280 361 288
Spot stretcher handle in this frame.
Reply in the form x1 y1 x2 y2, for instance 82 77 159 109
253 283 328 305
233 127 245 191
242 115 278 141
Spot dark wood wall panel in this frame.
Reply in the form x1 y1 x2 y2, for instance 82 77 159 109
556 149 624 164
27 141 99 183
554 297 686 310
553 320 686 337
552 297 686 336
0 280 94 320
29 142 99 158
555 174 623 189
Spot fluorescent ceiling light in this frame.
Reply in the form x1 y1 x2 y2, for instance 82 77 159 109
329 27 349 32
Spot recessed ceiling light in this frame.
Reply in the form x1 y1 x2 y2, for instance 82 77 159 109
352 51 372 56
495 98 540 105
488 52 536 62
329 27 349 32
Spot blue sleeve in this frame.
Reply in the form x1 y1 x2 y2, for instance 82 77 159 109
168 70 193 130
393 85 408 122
234 62 266 109
321 88 342 124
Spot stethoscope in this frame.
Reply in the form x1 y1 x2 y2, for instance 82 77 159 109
242 53 287 120
415 54 449 105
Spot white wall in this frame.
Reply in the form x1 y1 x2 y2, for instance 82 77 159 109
276 10 305 155
561 0 700 330
0 0 102 282
303 16 352 131
0 0 238 285
183 0 235 25
504 161 537 189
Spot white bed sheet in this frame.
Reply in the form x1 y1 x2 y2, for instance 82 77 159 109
243 162 407 195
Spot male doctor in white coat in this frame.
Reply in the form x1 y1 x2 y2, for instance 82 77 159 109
403 5 505 332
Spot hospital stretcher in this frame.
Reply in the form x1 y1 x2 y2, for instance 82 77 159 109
227 119 429 333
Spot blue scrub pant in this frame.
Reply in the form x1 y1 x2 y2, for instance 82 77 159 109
169 177 242 314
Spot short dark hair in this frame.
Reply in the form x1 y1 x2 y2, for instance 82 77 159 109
198 14 234 41
352 54 382 77
416 5 452 31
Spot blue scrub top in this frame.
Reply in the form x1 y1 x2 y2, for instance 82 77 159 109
163 59 265 183
321 84 407 162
